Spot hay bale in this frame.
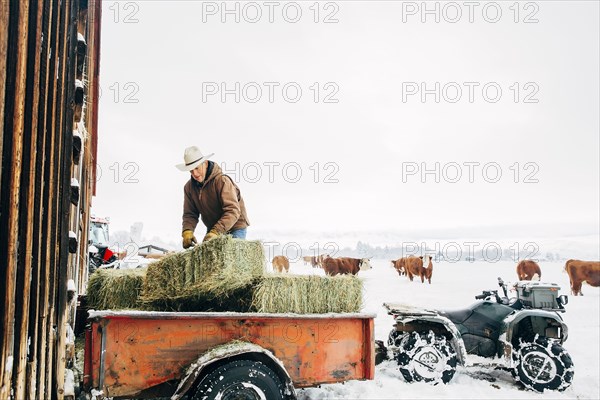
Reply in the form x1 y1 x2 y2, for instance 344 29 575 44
144 281 259 312
253 274 363 314
140 250 193 302
189 235 265 296
140 235 265 310
87 268 147 310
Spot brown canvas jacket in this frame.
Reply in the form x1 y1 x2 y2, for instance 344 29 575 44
182 162 250 234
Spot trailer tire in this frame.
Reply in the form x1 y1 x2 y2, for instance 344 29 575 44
192 359 286 400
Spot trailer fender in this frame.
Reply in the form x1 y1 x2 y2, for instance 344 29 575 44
171 341 296 399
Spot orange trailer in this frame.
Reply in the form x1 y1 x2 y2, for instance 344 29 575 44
83 310 375 399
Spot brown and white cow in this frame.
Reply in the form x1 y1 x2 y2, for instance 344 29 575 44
564 259 600 296
391 259 406 276
272 255 290 273
322 257 372 276
302 256 314 266
516 260 541 281
422 255 433 284
317 254 329 268
402 255 433 284
302 254 329 268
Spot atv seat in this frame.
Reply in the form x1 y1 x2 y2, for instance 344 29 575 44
440 308 474 324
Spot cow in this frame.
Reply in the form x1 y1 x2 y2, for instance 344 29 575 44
302 255 320 268
423 255 433 284
302 254 329 268
516 260 542 281
317 254 329 268
272 255 290 273
564 259 600 296
391 259 406 276
322 257 372 276
403 255 434 284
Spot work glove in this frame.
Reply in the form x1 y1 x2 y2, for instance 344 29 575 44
203 228 219 243
182 230 197 249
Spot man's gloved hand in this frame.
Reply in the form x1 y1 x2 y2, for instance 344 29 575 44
203 228 219 243
182 230 197 249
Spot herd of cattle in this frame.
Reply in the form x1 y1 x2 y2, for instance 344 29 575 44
271 254 600 296
272 254 373 276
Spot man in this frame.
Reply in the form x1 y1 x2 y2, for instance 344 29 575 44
176 146 250 248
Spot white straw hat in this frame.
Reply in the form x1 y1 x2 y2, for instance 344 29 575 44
175 146 214 171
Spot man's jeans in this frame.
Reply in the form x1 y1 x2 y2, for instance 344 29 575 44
229 228 247 239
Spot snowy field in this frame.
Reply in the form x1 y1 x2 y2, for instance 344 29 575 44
269 259 600 400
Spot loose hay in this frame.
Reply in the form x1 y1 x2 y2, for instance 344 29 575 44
140 235 265 310
253 274 363 314
87 268 147 310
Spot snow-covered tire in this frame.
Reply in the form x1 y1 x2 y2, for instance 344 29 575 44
375 340 389 365
388 329 409 348
192 359 285 400
512 337 574 392
397 331 457 384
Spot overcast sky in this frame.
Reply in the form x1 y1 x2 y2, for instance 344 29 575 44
92 1 599 245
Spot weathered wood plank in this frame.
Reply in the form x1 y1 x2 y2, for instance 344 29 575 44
89 0 102 195
0 0 9 194
28 0 54 396
53 0 77 396
39 0 64 396
0 0 12 393
14 0 45 396
0 1 29 397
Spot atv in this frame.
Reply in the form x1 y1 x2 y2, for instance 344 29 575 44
379 277 574 392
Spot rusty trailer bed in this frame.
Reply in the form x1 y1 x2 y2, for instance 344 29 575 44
84 310 376 398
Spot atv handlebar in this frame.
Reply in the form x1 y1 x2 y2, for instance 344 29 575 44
475 290 496 300
476 279 511 304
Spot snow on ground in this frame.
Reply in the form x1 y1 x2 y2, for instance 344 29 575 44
274 259 600 399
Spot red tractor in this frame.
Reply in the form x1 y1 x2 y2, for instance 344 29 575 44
88 216 119 272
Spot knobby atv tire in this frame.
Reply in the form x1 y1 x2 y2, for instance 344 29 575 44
192 359 285 400
375 340 389 365
512 337 574 392
397 331 457 385
388 329 409 348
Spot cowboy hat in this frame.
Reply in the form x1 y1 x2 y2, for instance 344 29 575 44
175 146 214 171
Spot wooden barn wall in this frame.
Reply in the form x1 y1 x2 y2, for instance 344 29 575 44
0 0 101 399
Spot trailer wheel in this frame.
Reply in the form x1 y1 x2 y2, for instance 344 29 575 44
192 359 285 400
397 331 457 385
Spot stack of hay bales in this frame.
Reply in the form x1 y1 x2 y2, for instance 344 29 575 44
253 274 363 314
86 267 147 310
86 235 365 315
